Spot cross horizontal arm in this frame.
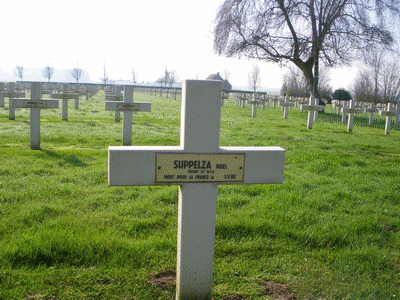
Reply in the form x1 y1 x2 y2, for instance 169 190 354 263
11 99 59 109
108 146 285 186
105 102 151 112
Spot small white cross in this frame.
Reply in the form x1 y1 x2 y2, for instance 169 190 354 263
105 85 151 146
12 82 59 150
52 84 79 121
342 100 363 132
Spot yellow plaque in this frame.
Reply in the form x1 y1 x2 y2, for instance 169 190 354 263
116 103 140 111
155 153 245 183
24 100 47 109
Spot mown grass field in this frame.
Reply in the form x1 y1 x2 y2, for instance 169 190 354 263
0 89 399 299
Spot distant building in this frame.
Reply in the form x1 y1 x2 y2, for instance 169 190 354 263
206 72 232 91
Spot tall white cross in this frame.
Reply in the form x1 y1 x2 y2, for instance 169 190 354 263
3 82 25 120
52 84 79 121
342 100 363 132
105 85 151 146
279 96 294 119
105 85 123 122
365 103 379 126
108 80 285 300
246 93 263 117
379 102 400 135
12 82 59 150
300 96 324 129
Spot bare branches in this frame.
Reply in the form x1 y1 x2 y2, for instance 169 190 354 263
41 66 54 82
70 68 83 83
213 0 400 96
248 64 261 92
14 66 24 81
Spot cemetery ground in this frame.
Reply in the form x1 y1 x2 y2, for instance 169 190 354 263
0 90 399 300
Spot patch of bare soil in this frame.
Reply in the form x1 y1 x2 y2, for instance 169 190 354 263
149 270 176 290
262 280 297 300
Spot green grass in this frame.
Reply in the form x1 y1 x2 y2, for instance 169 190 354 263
1 90 399 299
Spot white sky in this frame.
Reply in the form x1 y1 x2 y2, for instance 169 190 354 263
0 0 355 90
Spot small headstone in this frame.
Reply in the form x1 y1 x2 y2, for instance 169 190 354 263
12 82 58 150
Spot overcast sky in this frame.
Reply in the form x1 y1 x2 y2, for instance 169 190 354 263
1 0 355 89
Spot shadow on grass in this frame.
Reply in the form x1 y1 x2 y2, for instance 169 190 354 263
43 150 87 167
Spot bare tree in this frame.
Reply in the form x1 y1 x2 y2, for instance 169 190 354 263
70 68 83 83
222 68 230 81
351 50 400 104
380 57 400 103
248 64 261 92
213 0 399 98
41 66 54 82
102 63 108 85
351 69 375 103
131 67 138 85
14 66 24 81
281 65 309 97
164 66 170 88
169 70 178 87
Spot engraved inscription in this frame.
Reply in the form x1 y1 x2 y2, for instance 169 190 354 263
24 100 47 109
155 153 245 183
116 103 140 111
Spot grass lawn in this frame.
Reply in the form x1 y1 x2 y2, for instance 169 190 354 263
0 89 399 299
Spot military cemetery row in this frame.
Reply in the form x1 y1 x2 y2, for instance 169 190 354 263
230 92 400 134
1 82 399 148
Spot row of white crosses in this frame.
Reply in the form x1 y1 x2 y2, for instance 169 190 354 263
333 99 400 134
105 85 151 145
108 80 285 299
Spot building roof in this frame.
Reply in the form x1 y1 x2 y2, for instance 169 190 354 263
206 72 224 81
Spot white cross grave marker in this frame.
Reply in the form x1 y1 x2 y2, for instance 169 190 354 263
0 82 6 107
394 104 400 126
105 85 151 146
300 96 324 129
108 80 285 300
105 85 123 122
2 82 25 120
246 93 263 117
341 101 348 124
365 103 379 126
12 82 58 150
279 96 294 119
342 100 363 132
379 102 400 135
52 84 79 121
